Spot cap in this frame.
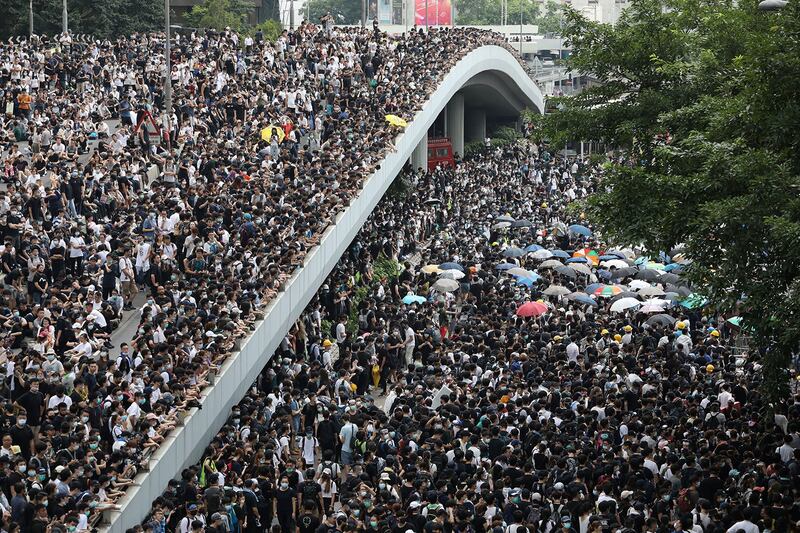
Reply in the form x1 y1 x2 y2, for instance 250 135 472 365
623 325 632 332
677 321 686 329
380 472 391 480
408 501 421 510
614 334 622 342
601 329 609 335
710 330 720 337
211 513 223 521
322 339 333 348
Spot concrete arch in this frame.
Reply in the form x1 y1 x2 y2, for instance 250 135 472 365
100 45 542 533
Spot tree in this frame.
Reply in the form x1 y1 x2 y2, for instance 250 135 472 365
184 0 254 31
454 0 558 31
536 0 800 404
307 0 362 25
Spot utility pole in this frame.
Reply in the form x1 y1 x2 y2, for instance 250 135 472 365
164 0 172 149
290 0 295 29
361 0 366 27
29 0 34 36
62 0 68 33
519 0 523 55
425 0 428 27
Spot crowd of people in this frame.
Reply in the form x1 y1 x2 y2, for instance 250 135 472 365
0 20 533 533
143 140 799 533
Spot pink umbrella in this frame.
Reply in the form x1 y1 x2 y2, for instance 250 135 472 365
516 301 548 317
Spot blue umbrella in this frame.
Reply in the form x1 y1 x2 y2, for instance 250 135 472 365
525 244 544 252
599 255 621 261
585 283 603 294
550 249 571 259
597 269 613 280
402 294 427 305
514 272 541 282
495 263 516 270
568 224 593 237
439 262 464 272
572 294 598 306
566 257 590 264
664 263 686 272
516 276 537 287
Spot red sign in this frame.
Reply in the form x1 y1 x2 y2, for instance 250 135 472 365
415 0 452 26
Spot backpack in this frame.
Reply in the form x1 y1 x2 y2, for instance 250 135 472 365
301 481 319 502
676 488 693 513
525 504 541 526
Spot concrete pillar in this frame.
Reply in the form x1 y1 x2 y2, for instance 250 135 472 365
411 137 428 171
446 93 465 158
466 109 486 143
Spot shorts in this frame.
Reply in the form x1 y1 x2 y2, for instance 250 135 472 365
340 450 353 465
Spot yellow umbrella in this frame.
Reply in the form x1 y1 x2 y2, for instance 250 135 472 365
260 126 285 142
421 264 441 274
385 114 408 128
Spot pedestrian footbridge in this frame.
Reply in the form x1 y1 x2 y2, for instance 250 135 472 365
101 44 544 533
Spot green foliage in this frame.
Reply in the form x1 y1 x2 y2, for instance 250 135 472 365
373 254 401 281
387 174 412 200
184 0 254 31
247 19 283 41
463 140 485 159
455 0 562 31
542 0 800 403
308 0 361 25
1 0 164 39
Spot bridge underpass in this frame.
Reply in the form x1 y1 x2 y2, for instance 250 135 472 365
101 44 544 533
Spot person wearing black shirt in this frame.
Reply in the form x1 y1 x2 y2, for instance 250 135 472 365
274 475 296 532
297 500 321 533
14 380 44 436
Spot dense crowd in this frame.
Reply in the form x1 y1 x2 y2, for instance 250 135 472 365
0 22 527 533
144 141 800 533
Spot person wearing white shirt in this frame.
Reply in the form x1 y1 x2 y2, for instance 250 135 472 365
776 435 794 462
566 339 579 362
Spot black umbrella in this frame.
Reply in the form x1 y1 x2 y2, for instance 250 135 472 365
665 284 692 298
554 265 577 278
512 219 533 228
610 267 638 279
635 269 661 281
659 272 681 285
610 291 641 302
646 313 676 327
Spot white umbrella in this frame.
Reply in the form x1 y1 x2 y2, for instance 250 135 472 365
531 249 554 260
644 298 672 307
600 259 629 269
439 269 465 280
569 263 593 276
543 285 571 297
507 267 532 278
639 303 665 314
610 297 642 313
492 221 512 230
638 285 666 297
432 279 460 292
627 280 650 290
539 259 563 269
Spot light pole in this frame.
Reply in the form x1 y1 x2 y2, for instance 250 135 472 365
519 0 523 55
62 0 68 33
29 0 34 36
290 0 295 29
164 0 172 148
361 0 366 27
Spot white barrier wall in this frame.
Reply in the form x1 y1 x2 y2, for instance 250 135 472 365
101 45 543 533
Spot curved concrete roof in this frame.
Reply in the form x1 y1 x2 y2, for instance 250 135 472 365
100 44 542 533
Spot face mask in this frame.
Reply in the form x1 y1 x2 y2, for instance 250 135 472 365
286 467 294 473
18 465 26 473
370 521 378 528
47 354 55 361
353 510 360 517
138 399 146 405
82 416 89 423
90 443 98 450
27 470 35 477
17 419 26 426
39 474 46 481
116 395 124 401
379 482 386 490
280 482 289 489
364 499 372 508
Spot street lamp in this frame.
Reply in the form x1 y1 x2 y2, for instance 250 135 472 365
758 0 787 9
62 0 68 33
163 0 172 148
29 0 34 36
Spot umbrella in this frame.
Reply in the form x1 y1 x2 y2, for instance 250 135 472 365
525 244 544 252
593 285 624 297
495 263 517 270
639 302 665 314
644 298 672 307
609 248 636 260
439 262 464 272
628 280 650 290
573 249 600 265
610 297 642 313
727 316 743 327
496 215 516 223
585 283 604 294
554 265 577 279
566 257 590 264
260 126 286 142
402 294 427 305
503 247 526 258
543 285 571 297
680 293 708 309
492 221 512 230
550 249 571 259
516 276 538 287
539 259 564 269
664 263 687 272
600 259 629 269
512 219 533 228
385 114 408 127
638 285 666 298
516 272 542 283
552 222 568 236
610 291 641 302
507 267 533 278
424 198 443 205
646 313 676 327
531 249 554 260
666 285 692 297
610 267 639 279
421 264 441 274
635 269 661 281
663 292 682 302
432 279 460 292
516 301 549 317
599 254 623 261
568 224 592 237
439 269 465 280
569 263 593 276
659 272 682 284
597 269 613 280
566 292 598 306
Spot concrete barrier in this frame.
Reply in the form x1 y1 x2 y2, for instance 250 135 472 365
100 44 543 533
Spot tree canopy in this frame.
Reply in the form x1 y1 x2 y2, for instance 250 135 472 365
308 0 362 25
454 0 563 33
533 0 800 403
